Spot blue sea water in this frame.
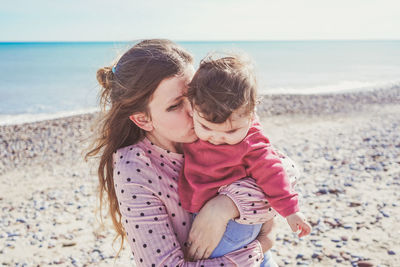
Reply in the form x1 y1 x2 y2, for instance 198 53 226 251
0 40 399 124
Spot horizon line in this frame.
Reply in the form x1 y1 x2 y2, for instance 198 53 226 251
1 38 400 43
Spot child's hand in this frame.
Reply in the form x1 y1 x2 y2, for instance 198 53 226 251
286 212 312 237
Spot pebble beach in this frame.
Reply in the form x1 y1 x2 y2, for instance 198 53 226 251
1 86 399 266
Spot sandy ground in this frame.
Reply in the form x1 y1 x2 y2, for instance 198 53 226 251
0 91 399 266
261 104 400 266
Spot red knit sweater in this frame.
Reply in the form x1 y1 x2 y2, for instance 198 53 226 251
179 120 299 217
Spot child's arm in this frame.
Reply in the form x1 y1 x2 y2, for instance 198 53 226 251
243 139 300 217
243 132 312 237
217 155 301 225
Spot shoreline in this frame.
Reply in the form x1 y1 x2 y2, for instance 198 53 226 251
1 85 399 127
0 107 99 126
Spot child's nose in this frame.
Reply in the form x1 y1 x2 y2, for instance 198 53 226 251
212 133 225 142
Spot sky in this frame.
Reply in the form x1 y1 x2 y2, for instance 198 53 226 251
1 0 399 42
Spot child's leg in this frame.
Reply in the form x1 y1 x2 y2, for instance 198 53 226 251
209 219 262 258
257 218 278 266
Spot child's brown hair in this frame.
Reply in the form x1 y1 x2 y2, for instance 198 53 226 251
187 54 257 123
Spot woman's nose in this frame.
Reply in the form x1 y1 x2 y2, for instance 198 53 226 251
184 98 193 117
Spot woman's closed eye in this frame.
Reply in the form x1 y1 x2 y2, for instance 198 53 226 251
167 101 183 111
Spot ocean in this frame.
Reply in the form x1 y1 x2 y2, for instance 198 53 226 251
0 40 399 125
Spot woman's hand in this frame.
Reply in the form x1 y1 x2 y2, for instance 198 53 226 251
256 218 276 253
185 195 239 261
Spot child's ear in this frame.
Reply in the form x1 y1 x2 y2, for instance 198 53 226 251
129 113 153 131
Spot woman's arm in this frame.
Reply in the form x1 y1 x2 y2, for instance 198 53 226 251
185 195 239 260
185 194 277 261
117 184 264 266
114 146 265 266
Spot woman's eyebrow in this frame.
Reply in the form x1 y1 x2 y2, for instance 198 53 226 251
167 95 183 104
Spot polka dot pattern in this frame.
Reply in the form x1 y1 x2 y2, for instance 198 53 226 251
112 138 275 265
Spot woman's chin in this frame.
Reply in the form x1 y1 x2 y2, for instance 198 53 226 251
179 132 198 144
188 135 199 143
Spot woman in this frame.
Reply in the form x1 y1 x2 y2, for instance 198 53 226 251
86 39 284 266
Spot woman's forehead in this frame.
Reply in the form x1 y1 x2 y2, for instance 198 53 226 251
149 66 193 108
151 75 187 106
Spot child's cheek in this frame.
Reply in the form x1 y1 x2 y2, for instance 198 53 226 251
193 126 202 139
198 130 210 142
198 131 207 141
229 132 246 145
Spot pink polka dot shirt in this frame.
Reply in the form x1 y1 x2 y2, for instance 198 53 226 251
113 137 276 266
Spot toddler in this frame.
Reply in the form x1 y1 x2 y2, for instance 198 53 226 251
178 54 312 260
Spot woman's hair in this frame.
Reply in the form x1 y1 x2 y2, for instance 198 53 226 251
85 39 193 257
187 54 257 123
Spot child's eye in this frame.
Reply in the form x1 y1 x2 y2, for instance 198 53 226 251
226 129 238 134
201 124 211 131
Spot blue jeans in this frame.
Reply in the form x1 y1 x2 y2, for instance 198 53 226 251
207 218 277 266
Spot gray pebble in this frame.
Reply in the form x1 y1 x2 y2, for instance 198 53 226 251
387 250 396 255
379 210 390 217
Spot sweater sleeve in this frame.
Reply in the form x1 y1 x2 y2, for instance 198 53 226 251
218 153 301 222
114 154 265 266
218 177 277 224
242 135 299 217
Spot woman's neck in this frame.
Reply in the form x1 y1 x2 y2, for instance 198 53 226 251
145 133 183 153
